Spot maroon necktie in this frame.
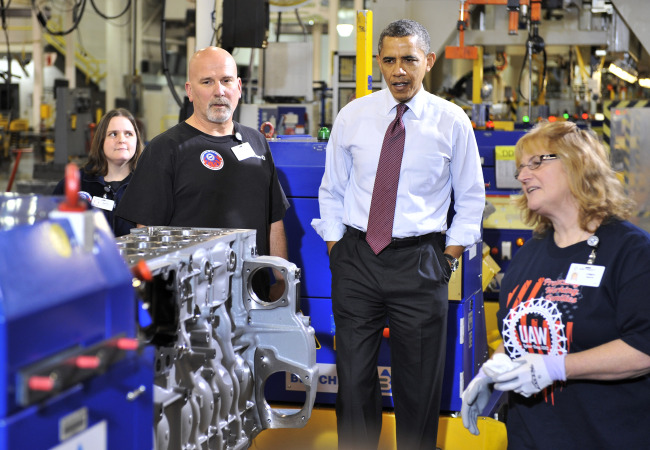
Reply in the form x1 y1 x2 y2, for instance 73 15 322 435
366 103 408 254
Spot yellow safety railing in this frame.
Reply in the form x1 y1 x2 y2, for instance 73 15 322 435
43 17 106 85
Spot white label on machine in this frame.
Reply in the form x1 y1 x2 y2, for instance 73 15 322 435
495 145 521 189
287 363 393 397
51 418 107 450
59 407 88 441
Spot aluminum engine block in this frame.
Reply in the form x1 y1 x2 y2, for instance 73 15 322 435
116 227 318 450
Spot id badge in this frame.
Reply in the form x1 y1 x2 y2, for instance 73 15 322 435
91 196 115 211
231 142 256 161
566 263 605 287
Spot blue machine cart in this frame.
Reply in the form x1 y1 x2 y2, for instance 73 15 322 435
0 194 152 450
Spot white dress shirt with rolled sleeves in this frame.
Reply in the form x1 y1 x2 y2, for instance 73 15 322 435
311 87 485 248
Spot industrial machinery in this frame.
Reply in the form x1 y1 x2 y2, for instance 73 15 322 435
53 87 94 165
479 129 531 269
608 105 650 233
0 193 152 449
477 129 533 298
116 226 318 449
0 176 318 449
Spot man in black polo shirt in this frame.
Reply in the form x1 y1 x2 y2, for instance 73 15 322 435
117 46 289 297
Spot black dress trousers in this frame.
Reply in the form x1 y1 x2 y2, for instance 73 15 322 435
330 228 450 450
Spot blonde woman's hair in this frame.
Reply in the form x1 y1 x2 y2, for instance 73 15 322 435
514 120 634 235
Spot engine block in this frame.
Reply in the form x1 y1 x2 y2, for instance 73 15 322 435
116 227 318 450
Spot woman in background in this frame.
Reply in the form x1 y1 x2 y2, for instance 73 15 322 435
54 108 144 236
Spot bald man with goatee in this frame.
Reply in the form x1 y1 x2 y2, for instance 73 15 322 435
117 47 289 300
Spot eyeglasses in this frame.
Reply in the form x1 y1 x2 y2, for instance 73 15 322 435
514 154 558 180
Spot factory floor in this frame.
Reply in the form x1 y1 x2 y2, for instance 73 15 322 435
251 407 507 450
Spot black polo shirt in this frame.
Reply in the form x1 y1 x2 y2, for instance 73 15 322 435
115 121 288 254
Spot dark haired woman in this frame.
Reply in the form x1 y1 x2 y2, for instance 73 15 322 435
53 108 144 236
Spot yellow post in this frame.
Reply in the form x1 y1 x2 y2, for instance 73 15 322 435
472 46 484 105
356 10 373 100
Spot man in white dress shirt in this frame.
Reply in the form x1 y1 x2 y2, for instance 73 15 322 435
312 19 485 449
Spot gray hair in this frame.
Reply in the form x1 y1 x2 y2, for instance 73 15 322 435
378 19 431 55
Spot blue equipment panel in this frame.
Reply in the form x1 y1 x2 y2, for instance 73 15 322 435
283 198 331 298
0 194 152 450
270 135 327 198
475 130 527 151
442 289 487 412
270 137 330 299
475 130 526 191
477 130 533 276
483 225 533 273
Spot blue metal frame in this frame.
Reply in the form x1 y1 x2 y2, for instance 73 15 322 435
0 198 152 450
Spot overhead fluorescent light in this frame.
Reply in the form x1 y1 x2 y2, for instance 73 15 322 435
336 23 354 37
639 78 650 88
608 61 638 84
595 49 607 57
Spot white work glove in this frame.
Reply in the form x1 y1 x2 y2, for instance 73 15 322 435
492 353 566 397
461 369 490 435
461 354 518 435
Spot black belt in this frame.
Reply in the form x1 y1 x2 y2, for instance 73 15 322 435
345 226 441 249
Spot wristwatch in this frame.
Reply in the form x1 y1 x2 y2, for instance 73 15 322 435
444 254 459 272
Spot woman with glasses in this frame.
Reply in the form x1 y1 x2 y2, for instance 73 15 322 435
462 120 650 448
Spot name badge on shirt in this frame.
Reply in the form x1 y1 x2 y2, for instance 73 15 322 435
566 263 605 287
91 196 115 211
231 142 257 161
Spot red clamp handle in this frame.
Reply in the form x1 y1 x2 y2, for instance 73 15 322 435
58 163 86 212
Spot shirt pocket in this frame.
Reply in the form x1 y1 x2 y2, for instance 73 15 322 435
406 154 449 196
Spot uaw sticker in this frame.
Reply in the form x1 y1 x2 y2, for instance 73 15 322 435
200 150 224 170
78 191 92 202
502 297 568 359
